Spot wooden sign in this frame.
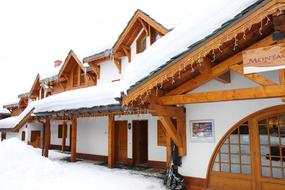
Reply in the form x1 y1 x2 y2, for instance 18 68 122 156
243 45 285 74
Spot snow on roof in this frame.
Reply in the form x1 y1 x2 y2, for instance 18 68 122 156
0 81 122 129
121 0 259 92
0 105 34 129
34 81 122 113
0 108 10 114
39 65 62 82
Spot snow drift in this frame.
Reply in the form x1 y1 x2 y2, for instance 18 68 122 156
0 138 165 190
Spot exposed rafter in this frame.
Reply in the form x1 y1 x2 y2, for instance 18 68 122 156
122 45 131 63
139 18 149 36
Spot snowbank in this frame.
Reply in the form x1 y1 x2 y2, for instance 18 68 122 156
0 138 165 190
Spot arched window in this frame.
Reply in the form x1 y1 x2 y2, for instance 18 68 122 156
211 121 251 175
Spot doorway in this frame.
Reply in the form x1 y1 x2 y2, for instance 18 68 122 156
30 130 41 148
208 105 285 190
115 121 128 164
132 120 148 166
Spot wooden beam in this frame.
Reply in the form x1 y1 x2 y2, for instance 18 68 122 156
90 64 100 80
166 35 275 96
230 64 276 86
71 117 77 162
148 104 185 118
215 71 231 84
139 18 149 36
61 121 67 152
166 135 172 168
108 115 115 168
122 45 131 63
279 69 285 101
160 84 285 105
197 57 212 74
114 58 122 74
177 116 186 156
44 118 50 158
159 116 182 147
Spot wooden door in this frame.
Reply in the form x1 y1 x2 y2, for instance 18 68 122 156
30 130 41 148
115 121 128 164
132 120 148 165
208 106 285 190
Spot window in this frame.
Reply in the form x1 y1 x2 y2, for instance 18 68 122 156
58 124 63 138
212 122 251 174
150 29 161 45
136 31 147 53
21 131 25 141
157 120 166 146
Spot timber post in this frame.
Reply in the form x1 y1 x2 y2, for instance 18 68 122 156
61 121 67 152
71 116 77 162
108 114 115 168
44 118 51 157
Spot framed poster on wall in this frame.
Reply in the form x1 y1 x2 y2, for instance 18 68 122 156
190 120 215 142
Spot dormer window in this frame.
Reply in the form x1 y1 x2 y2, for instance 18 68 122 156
136 31 147 54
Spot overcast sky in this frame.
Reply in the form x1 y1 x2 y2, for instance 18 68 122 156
0 0 216 106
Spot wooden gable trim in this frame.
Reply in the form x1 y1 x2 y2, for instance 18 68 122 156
113 9 169 52
29 74 40 98
139 18 149 36
123 1 281 105
58 50 85 79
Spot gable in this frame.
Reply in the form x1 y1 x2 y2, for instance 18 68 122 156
29 74 40 99
58 50 85 79
112 9 169 58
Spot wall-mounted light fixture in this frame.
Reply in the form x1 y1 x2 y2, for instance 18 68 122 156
128 122 132 130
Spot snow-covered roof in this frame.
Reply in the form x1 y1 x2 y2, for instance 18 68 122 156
0 105 34 130
39 65 62 82
0 81 123 130
34 81 122 113
121 0 261 92
0 108 10 115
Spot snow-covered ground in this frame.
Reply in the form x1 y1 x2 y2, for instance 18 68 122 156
0 138 166 190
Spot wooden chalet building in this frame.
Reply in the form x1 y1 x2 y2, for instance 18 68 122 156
1 0 285 189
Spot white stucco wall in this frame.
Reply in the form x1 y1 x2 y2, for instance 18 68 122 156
77 117 108 156
179 70 284 178
50 120 71 146
97 60 121 85
5 122 43 145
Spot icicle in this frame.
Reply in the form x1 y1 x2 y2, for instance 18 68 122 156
233 34 238 51
265 15 270 25
259 18 263 35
